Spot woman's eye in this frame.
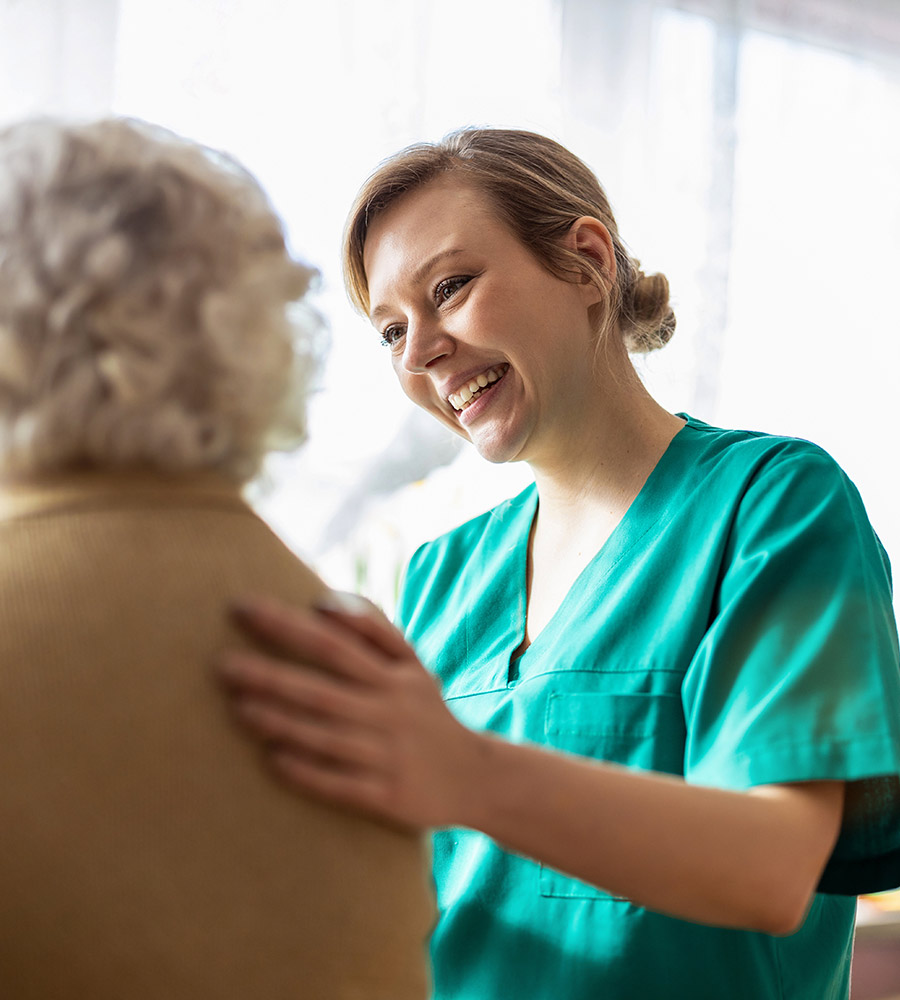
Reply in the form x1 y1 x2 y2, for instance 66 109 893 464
380 324 405 349
435 275 471 303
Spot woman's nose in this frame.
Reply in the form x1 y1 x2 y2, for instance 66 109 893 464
400 317 454 373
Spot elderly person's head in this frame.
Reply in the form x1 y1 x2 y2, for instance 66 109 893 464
0 117 317 482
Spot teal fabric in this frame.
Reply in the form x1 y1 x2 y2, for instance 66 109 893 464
397 416 900 1000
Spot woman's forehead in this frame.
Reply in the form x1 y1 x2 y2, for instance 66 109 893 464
372 175 498 240
362 180 507 317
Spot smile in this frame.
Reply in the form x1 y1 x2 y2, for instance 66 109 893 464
447 365 508 411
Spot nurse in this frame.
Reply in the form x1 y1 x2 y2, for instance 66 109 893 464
218 128 900 999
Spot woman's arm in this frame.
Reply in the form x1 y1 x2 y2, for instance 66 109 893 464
460 737 842 934
217 595 844 935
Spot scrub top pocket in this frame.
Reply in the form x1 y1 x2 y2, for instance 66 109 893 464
539 690 686 900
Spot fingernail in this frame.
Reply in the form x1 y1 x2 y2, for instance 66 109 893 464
314 590 372 616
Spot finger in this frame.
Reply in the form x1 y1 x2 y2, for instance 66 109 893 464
271 751 390 820
217 650 373 718
234 698 384 768
314 592 414 660
227 603 387 686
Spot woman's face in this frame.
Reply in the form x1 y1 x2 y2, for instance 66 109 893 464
363 175 606 467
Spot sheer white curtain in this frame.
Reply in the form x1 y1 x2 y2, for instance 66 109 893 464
2 0 898 613
0 0 119 121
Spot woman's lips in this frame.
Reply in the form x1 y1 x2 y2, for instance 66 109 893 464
455 367 508 426
447 365 508 411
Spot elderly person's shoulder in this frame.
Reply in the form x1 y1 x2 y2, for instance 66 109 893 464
0 117 433 1000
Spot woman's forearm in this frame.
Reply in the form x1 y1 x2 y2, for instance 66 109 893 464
457 730 844 934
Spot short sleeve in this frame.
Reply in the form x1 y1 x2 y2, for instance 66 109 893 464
681 442 900 894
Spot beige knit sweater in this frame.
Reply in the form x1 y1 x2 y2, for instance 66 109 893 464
0 472 433 999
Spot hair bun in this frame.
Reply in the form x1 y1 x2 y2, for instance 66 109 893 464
621 267 676 353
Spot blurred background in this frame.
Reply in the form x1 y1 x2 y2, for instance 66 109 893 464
2 0 899 619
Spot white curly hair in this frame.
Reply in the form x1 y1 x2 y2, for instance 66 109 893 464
0 116 321 481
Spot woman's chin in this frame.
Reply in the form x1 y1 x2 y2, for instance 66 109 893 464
469 430 529 466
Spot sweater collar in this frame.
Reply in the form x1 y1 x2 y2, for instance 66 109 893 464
0 470 247 522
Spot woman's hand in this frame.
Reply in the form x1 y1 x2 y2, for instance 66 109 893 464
216 594 483 831
217 595 845 932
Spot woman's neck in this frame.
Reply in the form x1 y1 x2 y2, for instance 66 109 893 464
527 375 684 538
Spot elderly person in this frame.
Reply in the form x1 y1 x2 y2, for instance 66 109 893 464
0 118 433 999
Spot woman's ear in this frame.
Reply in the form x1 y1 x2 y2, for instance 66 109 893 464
568 216 616 306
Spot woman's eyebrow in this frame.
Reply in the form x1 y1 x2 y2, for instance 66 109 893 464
369 248 466 323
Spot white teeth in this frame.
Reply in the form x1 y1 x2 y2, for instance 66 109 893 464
447 366 507 411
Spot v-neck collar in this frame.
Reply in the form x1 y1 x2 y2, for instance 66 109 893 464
506 414 697 677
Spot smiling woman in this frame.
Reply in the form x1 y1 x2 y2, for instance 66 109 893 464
361 172 627 468
220 127 900 1000
345 129 675 356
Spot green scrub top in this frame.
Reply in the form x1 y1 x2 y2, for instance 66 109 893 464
397 416 900 1000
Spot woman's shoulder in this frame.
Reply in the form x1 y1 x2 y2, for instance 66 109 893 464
676 414 856 499
678 416 891 580
680 413 836 463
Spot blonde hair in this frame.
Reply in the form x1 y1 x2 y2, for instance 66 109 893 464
343 127 674 353
0 116 321 481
